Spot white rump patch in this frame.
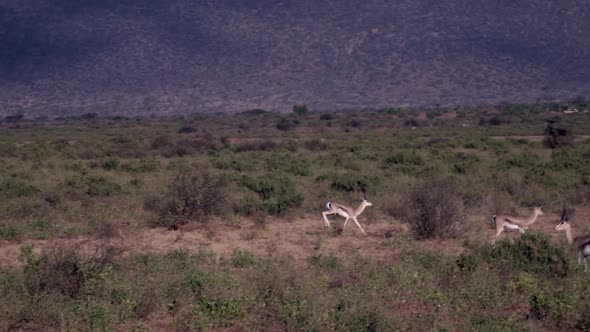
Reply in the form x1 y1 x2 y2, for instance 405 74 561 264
504 222 520 230
336 209 349 218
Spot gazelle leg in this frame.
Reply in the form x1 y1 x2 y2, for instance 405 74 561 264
343 217 349 231
322 212 332 227
352 217 367 235
494 226 504 239
491 225 504 246
578 252 582 265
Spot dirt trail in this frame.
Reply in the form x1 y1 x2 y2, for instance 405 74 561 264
0 210 585 267
0 216 452 267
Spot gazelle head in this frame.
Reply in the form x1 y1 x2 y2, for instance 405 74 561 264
555 206 572 231
361 189 373 207
534 206 544 216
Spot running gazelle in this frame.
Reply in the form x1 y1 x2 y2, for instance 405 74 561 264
491 206 544 243
322 190 373 235
554 207 590 271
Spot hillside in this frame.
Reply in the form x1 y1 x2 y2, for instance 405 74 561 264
1 0 589 116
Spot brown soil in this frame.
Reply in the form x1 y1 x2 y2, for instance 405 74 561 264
2 209 586 267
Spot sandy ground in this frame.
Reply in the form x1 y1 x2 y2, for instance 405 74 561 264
1 208 587 267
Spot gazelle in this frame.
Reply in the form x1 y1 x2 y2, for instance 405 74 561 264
491 207 543 242
554 208 590 270
322 192 373 235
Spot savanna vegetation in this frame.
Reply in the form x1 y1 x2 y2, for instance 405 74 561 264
0 101 589 331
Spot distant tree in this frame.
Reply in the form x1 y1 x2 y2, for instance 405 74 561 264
241 109 268 116
80 113 98 120
404 119 419 127
572 96 589 109
385 107 407 117
345 117 362 128
276 118 296 131
177 126 197 134
543 125 574 149
5 114 24 123
292 104 309 116
319 113 334 120
488 116 504 126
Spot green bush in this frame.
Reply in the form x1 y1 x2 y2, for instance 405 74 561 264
121 159 159 173
382 150 436 176
241 174 303 215
487 232 569 277
0 177 40 198
276 118 296 131
212 156 255 172
85 176 122 196
265 153 311 176
100 158 120 171
293 104 309 116
231 249 258 268
316 171 377 193
528 290 575 322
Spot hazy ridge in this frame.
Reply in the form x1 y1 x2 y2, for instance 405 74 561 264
1 0 589 116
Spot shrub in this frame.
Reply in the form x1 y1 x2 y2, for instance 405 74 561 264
85 176 122 196
177 126 197 134
293 104 309 116
20 241 115 298
383 151 424 167
151 135 172 149
121 159 159 173
404 119 419 127
344 117 362 128
101 158 120 171
241 174 303 215
265 154 310 176
234 140 277 153
240 109 268 116
489 116 505 126
401 180 465 239
488 232 569 277
544 125 574 149
152 170 226 229
231 249 258 268
302 139 329 151
276 118 296 131
0 177 40 198
316 172 377 193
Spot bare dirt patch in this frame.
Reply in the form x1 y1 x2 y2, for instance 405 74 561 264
1 209 588 267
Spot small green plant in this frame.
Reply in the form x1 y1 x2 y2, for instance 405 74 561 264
231 249 258 268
